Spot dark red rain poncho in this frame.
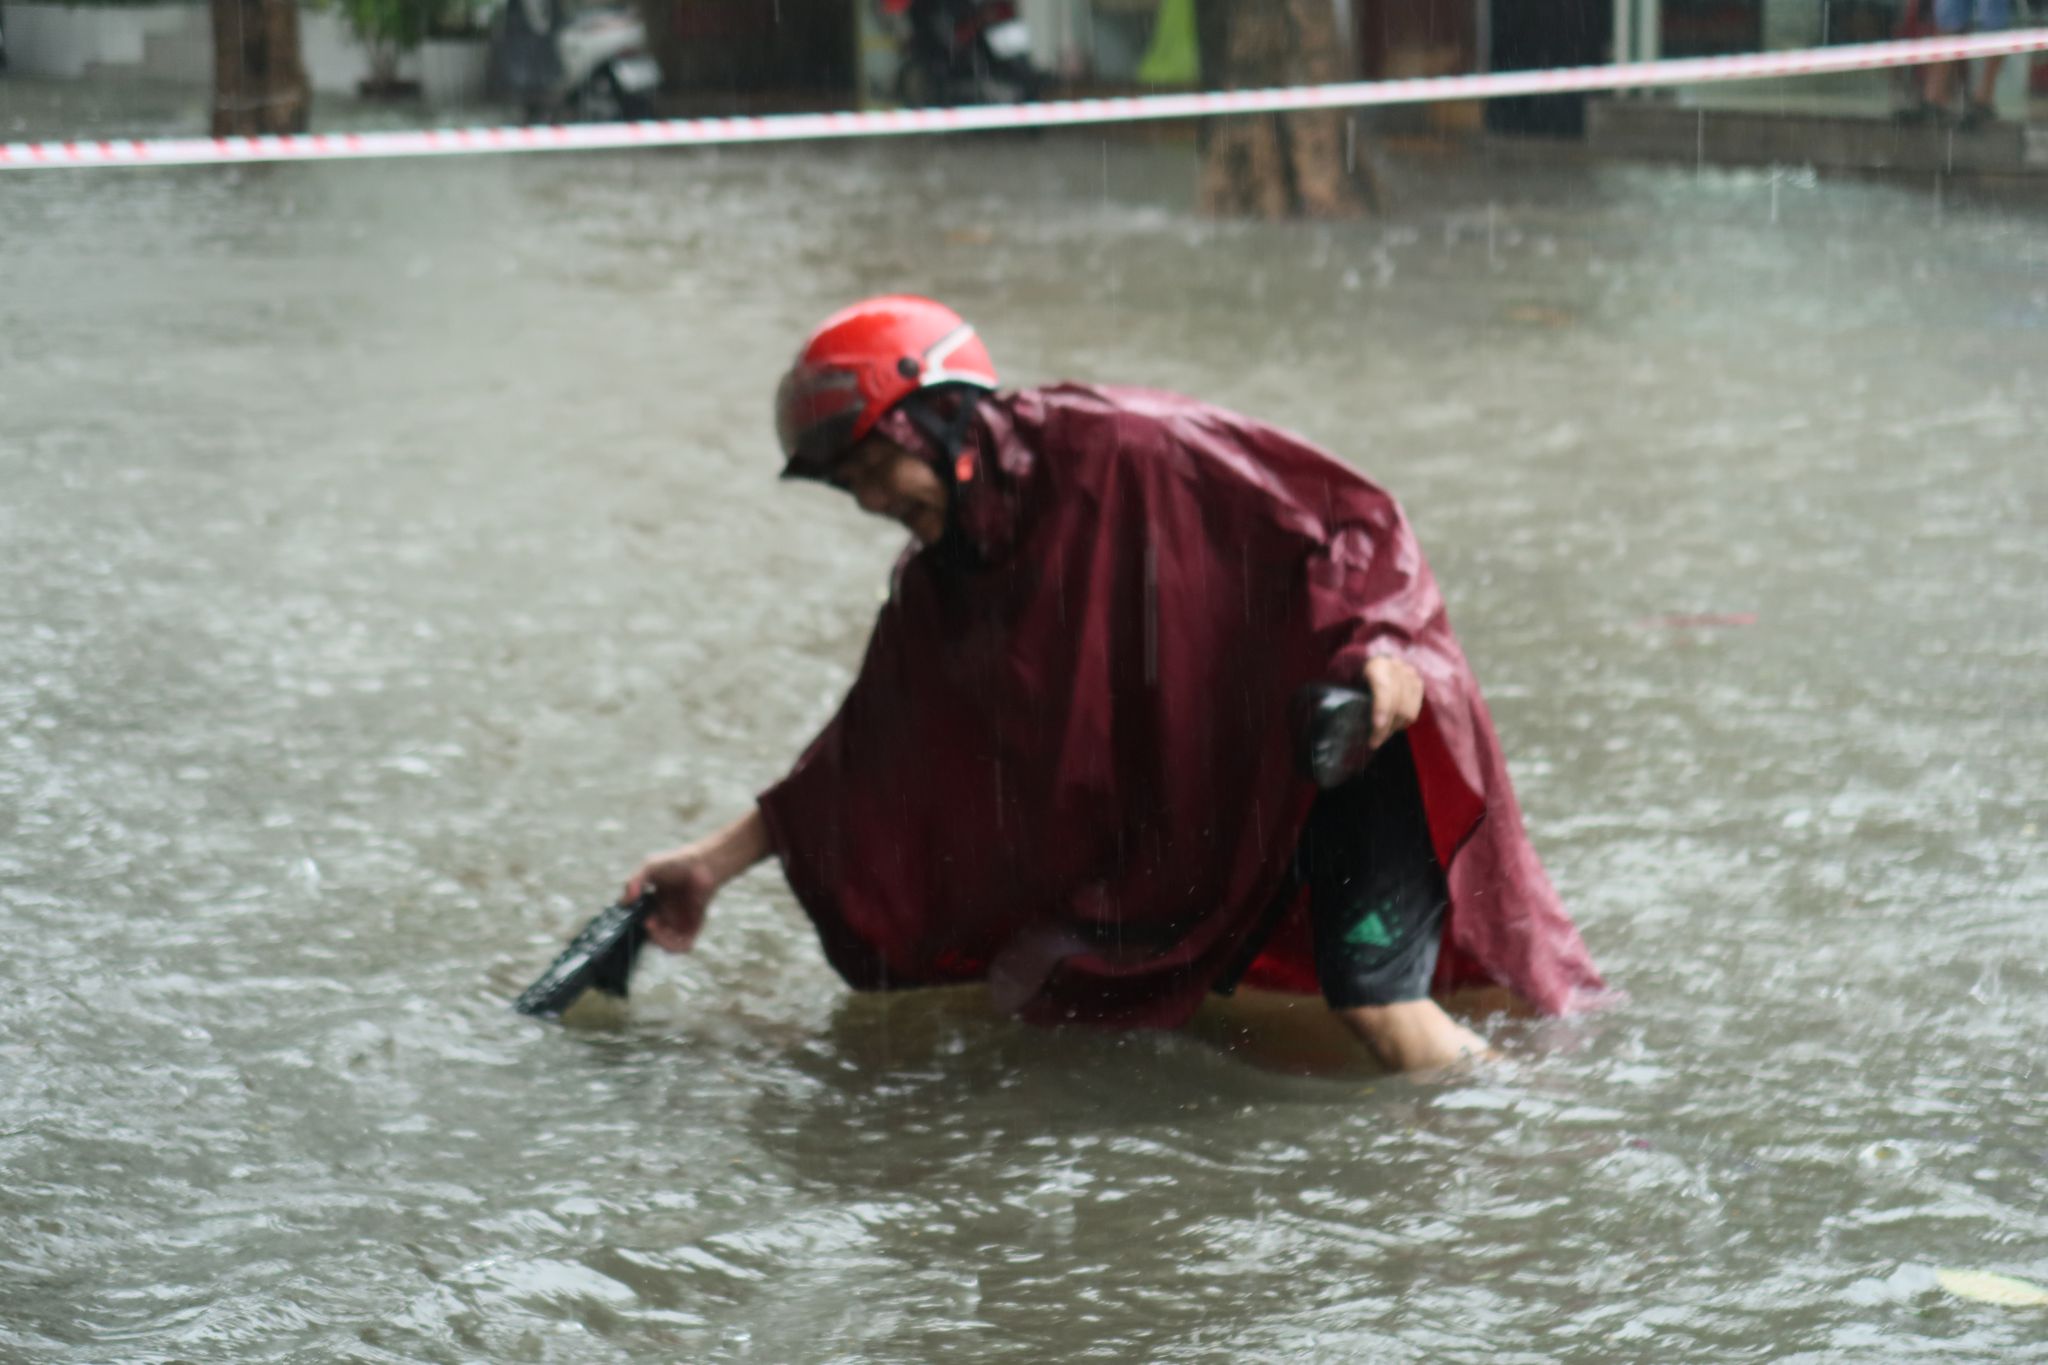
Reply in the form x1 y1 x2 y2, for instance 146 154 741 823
758 384 1606 1028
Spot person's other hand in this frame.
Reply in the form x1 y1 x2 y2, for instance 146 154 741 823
624 848 718 953
1363 654 1424 751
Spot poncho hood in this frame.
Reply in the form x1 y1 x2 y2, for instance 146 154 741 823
759 384 1606 1027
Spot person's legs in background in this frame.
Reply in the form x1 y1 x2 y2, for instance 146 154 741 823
1922 0 2016 127
1920 0 1969 116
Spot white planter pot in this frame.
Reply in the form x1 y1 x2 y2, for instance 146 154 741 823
419 37 489 108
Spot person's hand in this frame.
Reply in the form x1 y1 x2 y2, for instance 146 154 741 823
1363 654 1424 751
623 847 719 954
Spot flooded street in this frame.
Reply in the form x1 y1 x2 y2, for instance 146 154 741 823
4 98 2047 1360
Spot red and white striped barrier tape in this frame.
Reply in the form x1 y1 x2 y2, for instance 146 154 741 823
4 30 2044 172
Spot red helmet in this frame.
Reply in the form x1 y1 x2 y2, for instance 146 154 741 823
775 295 999 482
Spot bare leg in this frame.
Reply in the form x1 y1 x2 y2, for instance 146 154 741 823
1925 60 1957 111
1333 998 1491 1073
1972 55 2007 110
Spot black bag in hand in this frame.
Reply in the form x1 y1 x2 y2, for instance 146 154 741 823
512 892 654 1017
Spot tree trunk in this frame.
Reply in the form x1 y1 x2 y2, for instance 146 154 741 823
1195 0 1377 219
210 0 311 136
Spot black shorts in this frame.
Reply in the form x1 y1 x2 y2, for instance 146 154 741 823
1296 734 1449 1010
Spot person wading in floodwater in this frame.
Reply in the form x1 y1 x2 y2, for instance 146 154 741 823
625 296 1606 1071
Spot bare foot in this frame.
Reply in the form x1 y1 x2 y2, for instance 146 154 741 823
1333 998 1494 1074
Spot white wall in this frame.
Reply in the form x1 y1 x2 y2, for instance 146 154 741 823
3 3 489 103
1762 0 1820 50
4 3 195 77
1019 0 1097 77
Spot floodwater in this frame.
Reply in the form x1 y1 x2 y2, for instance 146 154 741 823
4 82 2047 1362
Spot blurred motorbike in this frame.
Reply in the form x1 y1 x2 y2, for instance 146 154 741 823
879 0 1044 108
489 0 663 122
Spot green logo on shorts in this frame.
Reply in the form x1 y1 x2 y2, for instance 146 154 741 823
1344 907 1396 949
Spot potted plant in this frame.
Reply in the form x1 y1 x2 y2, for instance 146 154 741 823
421 0 493 107
331 0 447 98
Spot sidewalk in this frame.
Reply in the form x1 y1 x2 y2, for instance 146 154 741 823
1588 62 2048 177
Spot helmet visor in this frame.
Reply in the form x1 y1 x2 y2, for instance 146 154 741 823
775 363 866 481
